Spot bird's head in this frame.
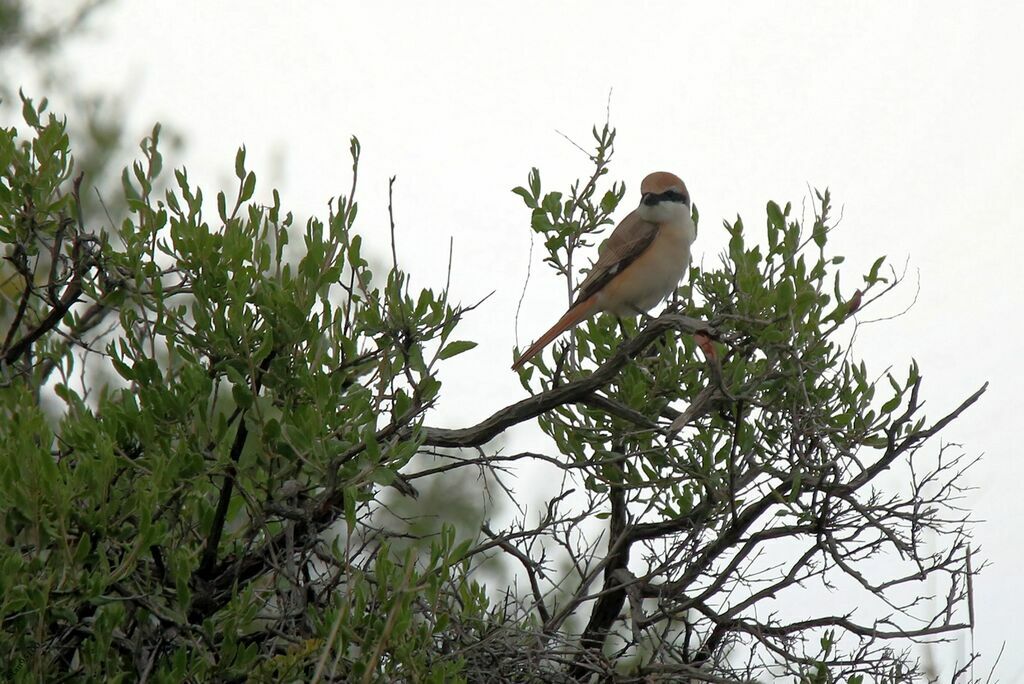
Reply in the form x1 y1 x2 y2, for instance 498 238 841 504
637 171 691 224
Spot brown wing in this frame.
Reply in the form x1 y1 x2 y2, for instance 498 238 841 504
574 210 660 305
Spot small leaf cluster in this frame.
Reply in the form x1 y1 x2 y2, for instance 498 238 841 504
512 124 626 287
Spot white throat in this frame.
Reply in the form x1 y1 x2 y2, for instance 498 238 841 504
638 200 690 225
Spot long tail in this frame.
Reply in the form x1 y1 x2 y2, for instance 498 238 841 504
511 295 600 370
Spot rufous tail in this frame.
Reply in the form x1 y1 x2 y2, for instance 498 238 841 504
511 296 600 370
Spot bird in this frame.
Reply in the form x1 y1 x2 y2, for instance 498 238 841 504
512 171 697 370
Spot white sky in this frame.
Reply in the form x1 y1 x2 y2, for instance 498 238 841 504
31 1 1024 679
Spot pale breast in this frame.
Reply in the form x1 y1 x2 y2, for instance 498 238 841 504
599 216 695 316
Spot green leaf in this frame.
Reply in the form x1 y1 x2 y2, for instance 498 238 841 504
231 383 253 409
234 146 246 180
600 189 619 213
766 200 785 229
812 219 827 248
777 278 794 310
438 340 477 360
20 91 40 128
881 394 902 414
363 424 381 461
541 191 563 218
121 167 139 202
512 186 536 209
370 467 395 486
527 167 541 198
866 256 886 284
240 171 256 202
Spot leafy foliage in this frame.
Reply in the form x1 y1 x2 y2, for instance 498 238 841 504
0 97 985 682
506 133 984 682
1 96 485 681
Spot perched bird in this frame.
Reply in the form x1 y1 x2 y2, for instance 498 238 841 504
512 171 697 370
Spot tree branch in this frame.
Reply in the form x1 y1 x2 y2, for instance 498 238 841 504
422 313 714 448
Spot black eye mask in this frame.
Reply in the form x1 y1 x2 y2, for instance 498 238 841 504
643 189 689 206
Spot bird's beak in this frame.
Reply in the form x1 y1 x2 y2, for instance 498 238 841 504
642 192 657 207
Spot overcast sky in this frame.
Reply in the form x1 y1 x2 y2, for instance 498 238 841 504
29 1 1024 678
